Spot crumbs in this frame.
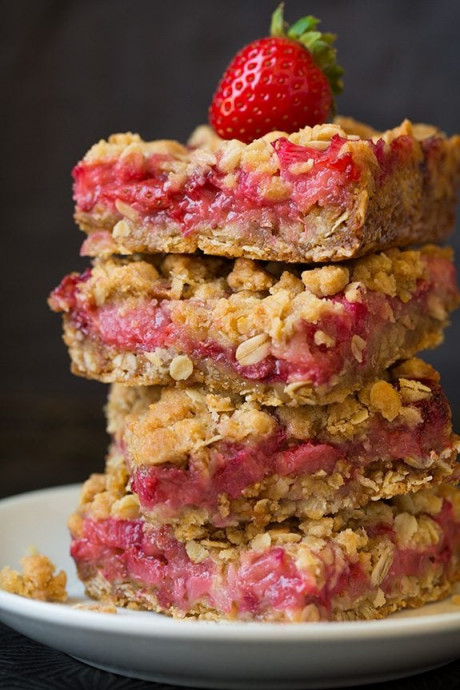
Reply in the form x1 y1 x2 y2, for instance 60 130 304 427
72 602 118 614
0 551 67 603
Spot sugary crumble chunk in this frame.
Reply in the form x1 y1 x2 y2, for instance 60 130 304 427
369 381 402 421
0 552 67 602
227 259 275 292
392 358 440 383
351 249 424 301
185 540 209 564
301 266 350 297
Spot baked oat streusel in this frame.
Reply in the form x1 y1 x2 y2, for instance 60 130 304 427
69 466 460 622
74 118 460 264
0 552 68 603
103 358 459 528
49 246 459 406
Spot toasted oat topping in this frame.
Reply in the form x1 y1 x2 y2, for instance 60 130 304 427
67 247 452 360
83 118 447 176
105 356 445 470
72 457 460 583
0 552 67 602
301 265 350 297
87 246 446 306
123 386 277 467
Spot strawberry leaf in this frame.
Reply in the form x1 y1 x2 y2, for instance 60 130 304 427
270 3 286 37
287 16 319 38
270 4 344 100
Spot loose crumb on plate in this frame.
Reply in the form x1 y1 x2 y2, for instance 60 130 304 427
0 551 68 602
72 602 118 614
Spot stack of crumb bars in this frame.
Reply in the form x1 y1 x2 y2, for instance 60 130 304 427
50 117 460 622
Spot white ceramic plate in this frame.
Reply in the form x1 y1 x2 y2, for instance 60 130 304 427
0 485 459 689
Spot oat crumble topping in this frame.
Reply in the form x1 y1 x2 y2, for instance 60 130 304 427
0 552 68 602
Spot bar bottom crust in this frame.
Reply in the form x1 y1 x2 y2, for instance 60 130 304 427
81 569 454 623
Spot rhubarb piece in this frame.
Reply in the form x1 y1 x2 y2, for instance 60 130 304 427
104 358 459 528
74 118 460 263
69 471 460 622
49 246 459 406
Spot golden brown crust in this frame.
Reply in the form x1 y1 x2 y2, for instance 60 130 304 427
76 118 460 263
81 572 457 622
79 570 456 622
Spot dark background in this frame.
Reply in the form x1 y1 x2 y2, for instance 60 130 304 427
2 0 460 498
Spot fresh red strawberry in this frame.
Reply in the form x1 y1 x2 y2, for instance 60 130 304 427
209 4 343 143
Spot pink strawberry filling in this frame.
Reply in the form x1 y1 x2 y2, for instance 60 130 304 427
73 135 363 237
73 133 435 249
49 251 457 388
71 495 460 618
127 381 451 525
72 517 316 615
130 436 340 525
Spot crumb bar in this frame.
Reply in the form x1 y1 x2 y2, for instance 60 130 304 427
49 247 459 406
69 472 460 622
74 118 460 263
105 358 459 527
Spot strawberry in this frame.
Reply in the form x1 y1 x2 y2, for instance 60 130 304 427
209 3 343 143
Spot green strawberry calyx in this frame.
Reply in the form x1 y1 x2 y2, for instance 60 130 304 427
270 3 344 104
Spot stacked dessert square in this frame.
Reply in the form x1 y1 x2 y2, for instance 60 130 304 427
50 116 460 622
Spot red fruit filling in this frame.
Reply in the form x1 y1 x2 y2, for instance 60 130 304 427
74 133 439 249
71 495 460 617
49 251 457 388
74 128 418 238
74 135 361 232
127 380 451 525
